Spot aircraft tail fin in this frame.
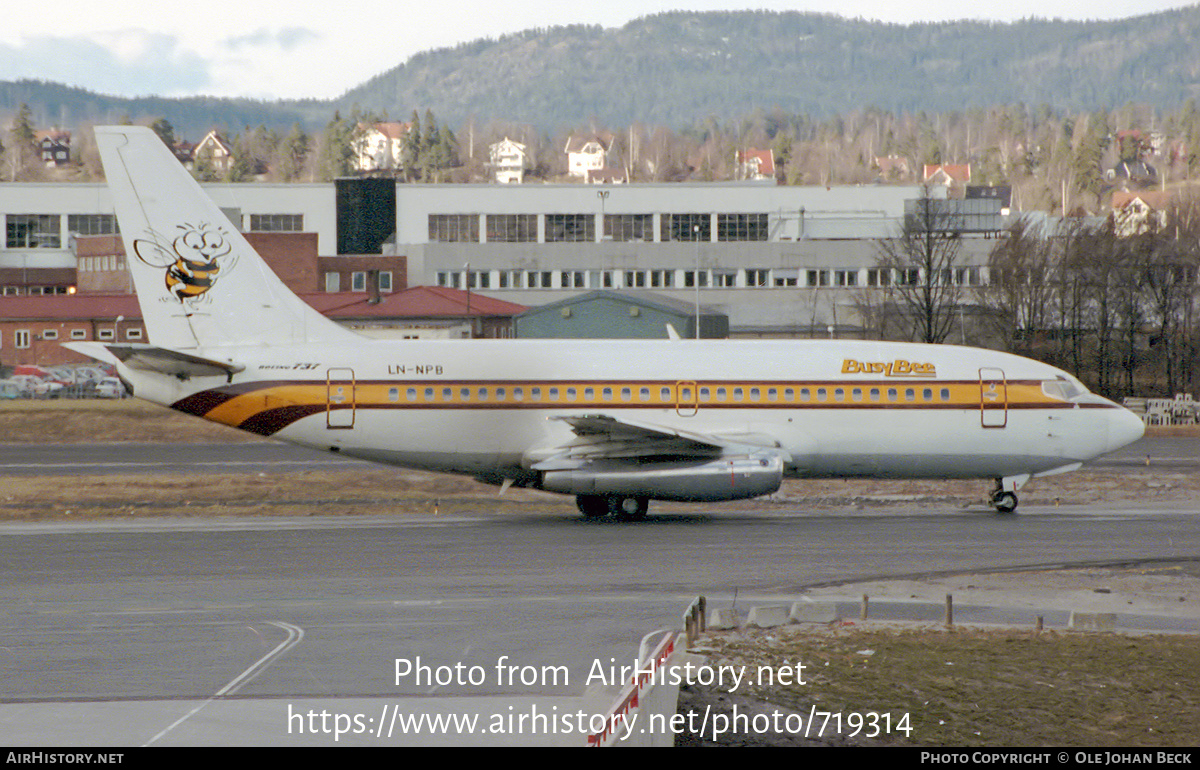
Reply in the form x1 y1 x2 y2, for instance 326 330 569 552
94 126 358 350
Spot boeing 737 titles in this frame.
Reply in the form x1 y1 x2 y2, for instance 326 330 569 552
68 126 1145 519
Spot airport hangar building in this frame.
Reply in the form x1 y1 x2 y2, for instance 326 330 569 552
0 179 1005 338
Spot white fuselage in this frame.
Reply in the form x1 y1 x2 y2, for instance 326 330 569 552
124 337 1145 492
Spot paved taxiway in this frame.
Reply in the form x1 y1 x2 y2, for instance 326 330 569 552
2 499 1199 745
1 435 1197 744
0 434 1195 476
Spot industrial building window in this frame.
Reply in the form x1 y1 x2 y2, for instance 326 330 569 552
806 270 830 287
713 270 736 288
486 214 537 242
429 214 480 242
834 269 859 287
683 270 709 288
955 267 981 286
745 269 769 287
379 272 393 292
718 213 768 241
249 214 303 232
604 214 653 242
649 270 673 288
7 215 61 248
71 329 87 340
545 214 594 243
773 269 799 287
661 214 710 242
561 270 586 288
352 272 367 291
67 214 118 235
866 268 891 287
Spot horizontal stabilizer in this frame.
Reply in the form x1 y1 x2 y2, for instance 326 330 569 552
64 342 243 380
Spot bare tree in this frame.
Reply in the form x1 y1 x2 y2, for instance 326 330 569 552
978 216 1057 356
873 186 964 344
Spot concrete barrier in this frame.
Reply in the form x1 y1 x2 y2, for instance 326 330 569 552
1069 611 1116 631
789 601 839 623
747 605 791 628
708 607 739 630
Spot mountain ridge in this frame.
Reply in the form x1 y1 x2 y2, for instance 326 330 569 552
3 8 1198 137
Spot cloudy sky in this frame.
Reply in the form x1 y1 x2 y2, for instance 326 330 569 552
0 1 1192 101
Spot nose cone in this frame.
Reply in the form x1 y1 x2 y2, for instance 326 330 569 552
1106 405 1146 455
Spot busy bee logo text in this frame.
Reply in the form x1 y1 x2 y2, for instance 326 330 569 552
133 223 238 304
841 358 936 377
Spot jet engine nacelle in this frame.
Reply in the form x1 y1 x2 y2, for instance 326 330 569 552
540 452 783 502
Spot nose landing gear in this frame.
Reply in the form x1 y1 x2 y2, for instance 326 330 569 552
990 488 1018 513
989 474 1029 514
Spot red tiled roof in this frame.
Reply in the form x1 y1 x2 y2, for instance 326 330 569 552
0 295 141 321
0 287 526 323
1112 190 1173 210
923 164 971 184
737 148 775 176
301 286 528 319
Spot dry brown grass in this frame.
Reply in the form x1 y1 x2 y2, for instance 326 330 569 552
0 399 258 443
684 625 1200 746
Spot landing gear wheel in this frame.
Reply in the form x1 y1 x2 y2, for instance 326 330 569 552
990 490 1018 514
576 495 608 519
609 496 648 521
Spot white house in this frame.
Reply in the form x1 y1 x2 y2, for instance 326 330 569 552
735 148 775 182
194 131 234 174
565 135 612 180
488 137 531 184
355 122 410 172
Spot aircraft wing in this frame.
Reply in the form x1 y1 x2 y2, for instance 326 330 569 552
530 413 789 469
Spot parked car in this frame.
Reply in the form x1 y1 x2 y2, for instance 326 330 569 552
94 377 126 399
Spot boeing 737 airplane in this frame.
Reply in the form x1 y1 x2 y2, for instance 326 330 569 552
68 126 1145 519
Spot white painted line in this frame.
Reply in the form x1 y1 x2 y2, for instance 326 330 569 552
142 621 303 746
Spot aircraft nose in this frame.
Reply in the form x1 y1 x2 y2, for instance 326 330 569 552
1106 405 1145 455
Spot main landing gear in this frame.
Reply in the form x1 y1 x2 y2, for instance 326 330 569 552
576 494 649 521
989 475 1028 514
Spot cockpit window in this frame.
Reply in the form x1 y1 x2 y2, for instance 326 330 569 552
1043 375 1084 401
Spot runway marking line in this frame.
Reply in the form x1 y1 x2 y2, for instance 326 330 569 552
142 621 304 746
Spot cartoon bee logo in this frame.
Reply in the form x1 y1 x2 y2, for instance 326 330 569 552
133 222 238 304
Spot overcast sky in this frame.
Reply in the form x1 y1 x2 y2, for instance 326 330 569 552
0 1 1192 101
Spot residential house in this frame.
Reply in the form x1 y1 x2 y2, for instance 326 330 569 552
194 131 234 175
565 134 612 180
735 149 775 182
34 130 71 167
488 137 531 184
874 155 911 182
923 164 971 194
355 122 410 172
1107 159 1158 191
1110 190 1171 236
